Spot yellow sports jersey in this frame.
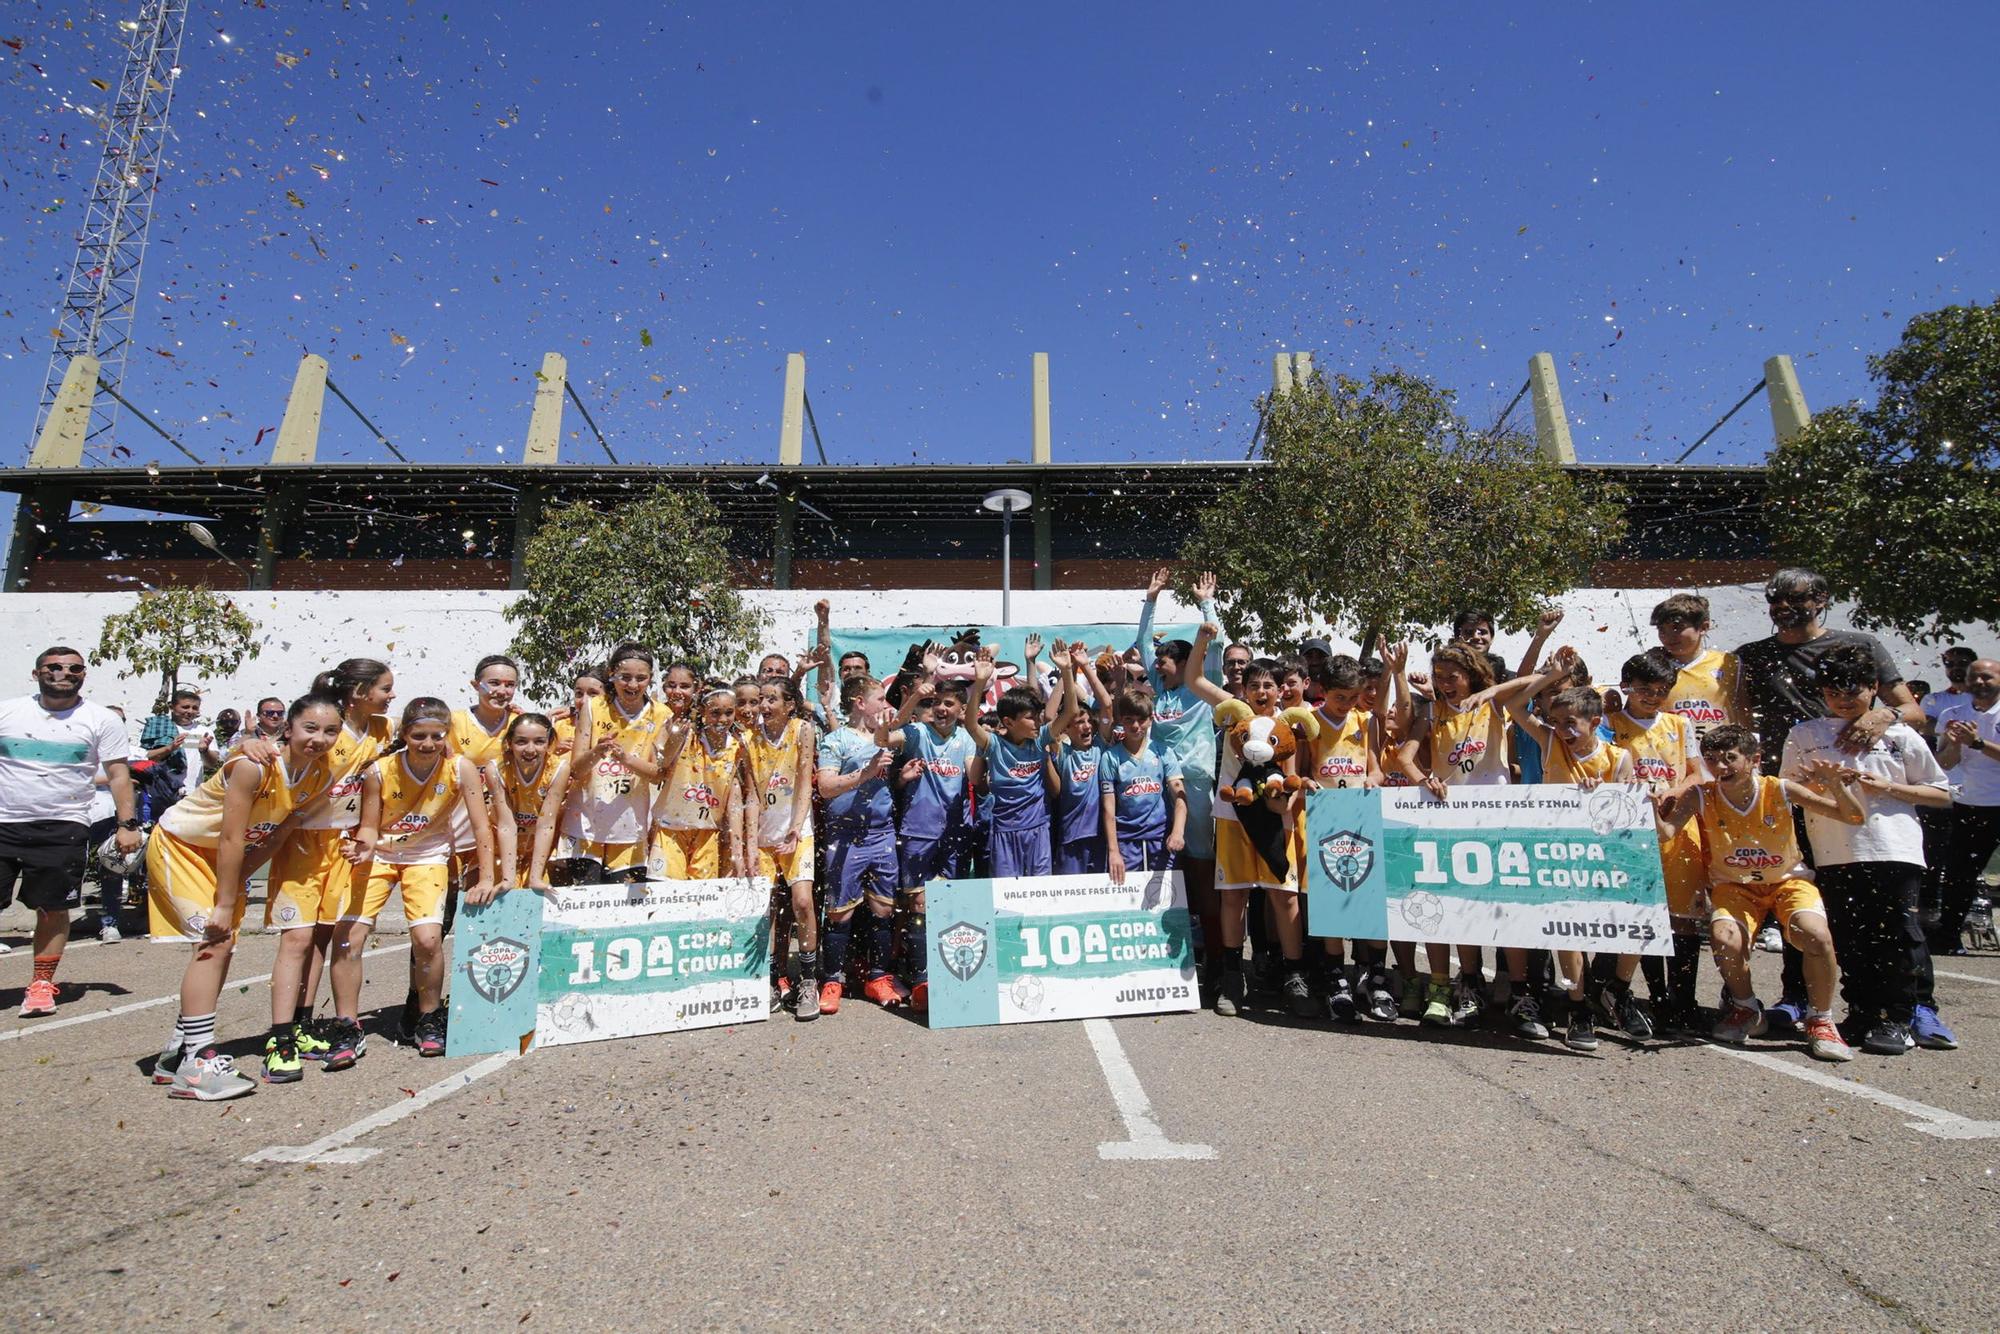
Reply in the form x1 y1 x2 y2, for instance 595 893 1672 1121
298 715 393 831
746 717 813 845
499 756 563 839
448 707 510 766
1308 707 1372 788
1666 647 1738 742
1543 736 1636 786
1430 697 1507 786
156 753 332 851
1608 710 1701 795
654 730 746 831
1695 775 1805 885
564 697 672 844
371 752 466 865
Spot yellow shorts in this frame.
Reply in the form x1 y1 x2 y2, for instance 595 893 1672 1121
1661 823 1706 921
1711 877 1823 941
146 832 247 942
568 838 644 873
649 827 719 881
1289 820 1308 896
756 835 816 886
344 861 450 926
267 828 354 930
1216 818 1297 893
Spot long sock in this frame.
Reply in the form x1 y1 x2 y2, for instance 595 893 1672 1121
31 954 58 986
180 1012 217 1059
866 912 895 976
1639 952 1667 1000
796 949 820 983
1589 953 1618 987
166 1012 185 1050
905 915 928 983
821 918 853 982
1670 933 1702 1013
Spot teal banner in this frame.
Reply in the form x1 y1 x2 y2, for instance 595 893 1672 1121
446 888 546 1058
826 622 1200 688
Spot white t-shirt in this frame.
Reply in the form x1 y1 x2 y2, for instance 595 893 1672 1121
1780 718 1946 866
87 731 139 824
0 695 136 826
1933 697 2000 807
1923 687 1971 784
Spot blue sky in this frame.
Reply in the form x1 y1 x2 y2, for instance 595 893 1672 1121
1 1 1995 476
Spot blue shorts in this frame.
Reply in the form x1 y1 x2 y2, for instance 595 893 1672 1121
988 825 1052 878
1054 836 1106 876
825 825 899 912
899 833 969 890
1117 837 1176 875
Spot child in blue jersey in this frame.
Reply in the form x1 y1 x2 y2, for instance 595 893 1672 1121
1101 687 1188 883
814 675 901 1014
882 665 982 1013
963 645 1079 877
1045 642 1109 874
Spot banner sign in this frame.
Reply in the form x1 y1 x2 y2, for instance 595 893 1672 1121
1304 784 1672 954
925 869 1200 1029
447 878 769 1055
829 622 1198 689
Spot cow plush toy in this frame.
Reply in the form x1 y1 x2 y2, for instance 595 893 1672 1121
1214 699 1320 882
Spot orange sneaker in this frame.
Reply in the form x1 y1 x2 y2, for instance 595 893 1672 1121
818 979 844 1015
909 980 929 1013
862 973 908 1008
18 977 56 1018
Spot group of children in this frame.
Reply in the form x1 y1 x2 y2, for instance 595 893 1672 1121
137 580 1972 1100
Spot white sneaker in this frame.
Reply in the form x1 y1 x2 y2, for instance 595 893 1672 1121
167 1049 256 1101
98 920 123 943
0 941 12 955
1754 923 1784 953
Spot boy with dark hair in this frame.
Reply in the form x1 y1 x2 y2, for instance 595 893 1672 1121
963 647 1078 878
1100 687 1187 883
1649 593 1742 745
1046 643 1109 875
816 675 901 1013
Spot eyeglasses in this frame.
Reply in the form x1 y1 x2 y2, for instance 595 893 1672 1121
37 663 86 676
1766 593 1814 606
259 708 285 718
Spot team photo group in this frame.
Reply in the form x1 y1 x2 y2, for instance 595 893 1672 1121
4 565 1996 1104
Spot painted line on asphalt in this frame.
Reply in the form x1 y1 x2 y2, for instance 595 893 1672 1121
0 943 411 1044
1705 1044 2000 1140
1084 1017 1216 1161
1934 968 2000 988
245 1051 518 1164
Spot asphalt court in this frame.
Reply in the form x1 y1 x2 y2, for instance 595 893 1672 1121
3 910 1997 1329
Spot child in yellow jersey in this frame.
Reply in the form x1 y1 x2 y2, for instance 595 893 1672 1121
1296 654 1390 1022
487 713 569 889
1649 593 1744 744
1610 649 1710 1033
557 643 671 882
340 699 497 1058
550 666 607 759
149 693 343 1100
266 658 396 1072
1658 724 1861 1061
623 687 752 881
749 677 820 1019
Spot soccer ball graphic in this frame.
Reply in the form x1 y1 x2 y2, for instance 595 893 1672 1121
1401 890 1445 935
1009 974 1046 1015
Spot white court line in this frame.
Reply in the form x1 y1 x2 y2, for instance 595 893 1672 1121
1083 1017 1216 1161
1705 1044 2000 1140
245 1052 518 1164
1934 968 2000 988
0 943 411 1044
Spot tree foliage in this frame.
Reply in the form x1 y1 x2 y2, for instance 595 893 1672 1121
95 587 261 709
1179 369 1626 648
1767 299 2000 643
505 484 768 700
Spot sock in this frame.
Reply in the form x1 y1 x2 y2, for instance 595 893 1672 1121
31 954 58 986
181 1012 216 1059
166 1013 185 1049
904 913 928 983
1670 934 1702 1012
821 917 853 982
866 913 895 976
1588 953 1618 987
1639 952 1667 1000
796 948 819 983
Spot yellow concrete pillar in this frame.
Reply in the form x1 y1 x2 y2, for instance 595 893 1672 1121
522 352 567 464
1291 351 1313 388
270 354 328 464
1528 352 1577 464
779 353 806 466
28 355 99 467
1032 353 1052 464
1764 354 1811 446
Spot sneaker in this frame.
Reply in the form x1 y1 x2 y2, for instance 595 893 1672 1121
908 980 928 1014
1754 923 1784 953
1282 969 1316 1018
1911 1005 1958 1050
1325 973 1358 1022
1509 990 1548 1040
414 1007 447 1057
1421 979 1452 1027
152 1038 185 1085
17 977 56 1018
1564 1006 1599 1052
1215 967 1245 1018
0 940 11 955
1861 1020 1912 1056
861 973 908 1009
1449 974 1484 1027
794 978 821 1021
293 1019 333 1063
1614 989 1654 1041
262 1032 303 1084
1364 970 1399 1022
1835 1013 1877 1048
1805 1014 1853 1063
1712 997 1767 1045
323 1018 366 1071
1764 996 1805 1034
168 1048 256 1101
1398 973 1425 1020
98 920 123 943
819 979 844 1016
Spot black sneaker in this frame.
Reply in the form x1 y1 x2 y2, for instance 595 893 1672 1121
1564 1007 1599 1052
1363 970 1399 1022
397 989 422 1046
1510 990 1548 1040
1861 1020 1913 1056
1325 973 1358 1022
414 1007 447 1057
1282 969 1316 1018
1615 990 1654 1041
1214 967 1245 1018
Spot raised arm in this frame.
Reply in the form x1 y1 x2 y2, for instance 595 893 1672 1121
1185 621 1232 707
1077 644 1116 735
1515 607 1564 678
1502 646 1581 734
960 648 998 749
1049 645 1081 737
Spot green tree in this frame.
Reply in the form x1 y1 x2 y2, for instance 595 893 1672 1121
505 484 768 701
1767 299 2000 643
95 587 261 710
1179 369 1626 648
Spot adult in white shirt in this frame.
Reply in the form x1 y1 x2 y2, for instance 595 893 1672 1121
1934 658 2000 957
1915 646 1977 934
0 647 142 1016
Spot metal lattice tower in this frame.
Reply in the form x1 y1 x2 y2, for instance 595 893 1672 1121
29 0 190 461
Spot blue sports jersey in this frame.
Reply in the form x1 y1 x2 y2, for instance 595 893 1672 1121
897 721 977 840
819 727 894 828
1099 741 1182 843
1049 739 1105 846
983 724 1053 832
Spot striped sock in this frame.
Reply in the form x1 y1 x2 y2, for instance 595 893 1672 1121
31 954 58 986
180 1012 216 1059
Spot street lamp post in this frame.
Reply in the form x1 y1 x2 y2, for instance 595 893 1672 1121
981 488 1033 627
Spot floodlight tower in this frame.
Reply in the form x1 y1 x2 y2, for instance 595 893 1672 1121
28 0 191 460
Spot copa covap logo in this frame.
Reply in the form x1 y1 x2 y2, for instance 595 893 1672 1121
465 936 531 1004
938 920 989 982
1318 829 1374 893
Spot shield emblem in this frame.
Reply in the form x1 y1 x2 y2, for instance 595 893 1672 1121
466 936 531 1005
937 921 989 983
1318 830 1374 893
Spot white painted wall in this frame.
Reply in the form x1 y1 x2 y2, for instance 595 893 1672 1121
0 586 1986 736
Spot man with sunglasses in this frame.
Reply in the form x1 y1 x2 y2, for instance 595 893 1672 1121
0 648 141 1015
230 697 289 751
